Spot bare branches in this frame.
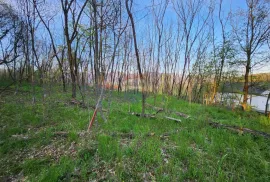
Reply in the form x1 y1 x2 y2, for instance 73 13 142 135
231 0 270 110
125 0 146 117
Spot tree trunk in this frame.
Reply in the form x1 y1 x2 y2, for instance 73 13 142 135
66 38 76 98
93 0 99 85
242 55 250 111
125 0 145 117
178 56 187 98
265 92 270 117
61 68 67 92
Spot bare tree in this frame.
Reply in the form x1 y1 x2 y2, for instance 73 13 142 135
232 0 270 110
125 0 146 116
210 0 233 104
61 0 88 98
173 0 210 98
152 0 168 96
36 3 68 92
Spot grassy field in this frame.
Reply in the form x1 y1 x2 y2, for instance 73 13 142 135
0 83 270 181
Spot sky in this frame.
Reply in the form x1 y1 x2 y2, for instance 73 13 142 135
133 0 270 73
1 0 270 73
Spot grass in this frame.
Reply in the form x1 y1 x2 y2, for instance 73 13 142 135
0 83 270 181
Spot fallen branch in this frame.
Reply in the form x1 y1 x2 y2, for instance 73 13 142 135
129 112 156 118
128 111 185 122
70 99 87 109
164 116 181 122
208 120 270 139
11 134 29 140
146 103 164 114
160 128 183 140
53 131 88 137
145 103 189 118
53 131 69 137
174 111 190 119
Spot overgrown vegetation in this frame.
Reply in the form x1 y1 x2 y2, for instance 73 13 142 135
0 0 270 180
0 83 269 181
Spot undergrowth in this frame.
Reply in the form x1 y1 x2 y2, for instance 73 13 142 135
0 83 269 181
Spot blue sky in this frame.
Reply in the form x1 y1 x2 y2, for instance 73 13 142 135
132 0 270 73
2 0 270 73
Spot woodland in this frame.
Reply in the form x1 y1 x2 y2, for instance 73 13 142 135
0 0 270 181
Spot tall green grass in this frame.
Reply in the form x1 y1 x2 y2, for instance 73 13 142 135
0 83 269 181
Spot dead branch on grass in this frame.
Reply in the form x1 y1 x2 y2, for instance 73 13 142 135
208 120 270 139
129 112 156 118
146 103 190 118
164 116 181 122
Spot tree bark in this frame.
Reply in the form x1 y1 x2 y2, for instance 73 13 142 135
242 54 251 110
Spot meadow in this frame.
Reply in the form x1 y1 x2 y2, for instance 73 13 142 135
0 82 269 181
